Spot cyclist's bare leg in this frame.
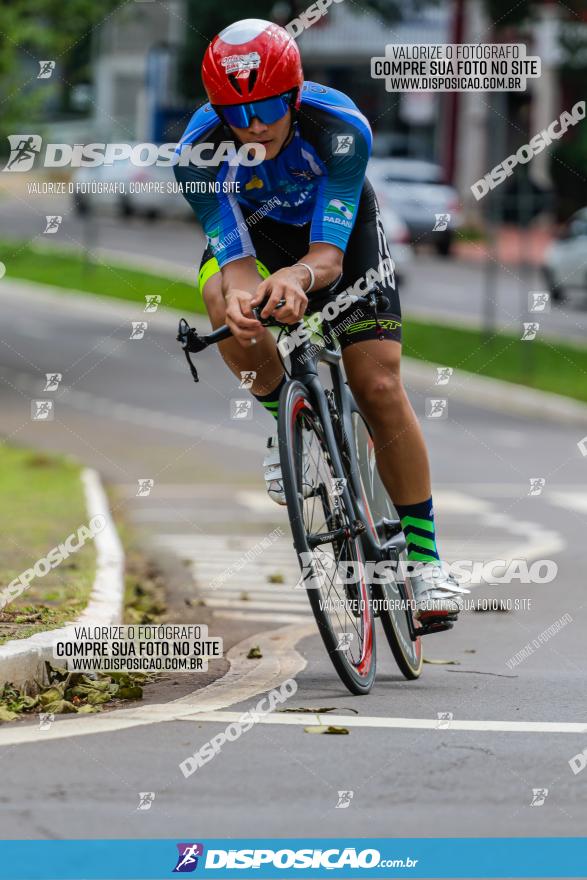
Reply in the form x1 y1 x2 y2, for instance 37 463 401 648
342 338 431 505
344 338 467 618
201 272 284 395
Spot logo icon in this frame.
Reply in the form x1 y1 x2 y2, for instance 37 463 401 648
530 788 549 807
3 135 42 172
335 790 354 808
569 747 587 776
44 373 62 391
221 52 260 78
336 632 354 652
137 792 155 811
528 477 545 497
37 61 56 79
144 295 161 313
332 134 355 156
433 213 451 232
245 175 264 191
231 399 252 420
435 367 453 386
239 370 257 390
136 478 155 497
44 215 62 234
330 477 346 497
325 198 354 224
173 843 204 873
206 228 223 253
426 398 448 419
528 291 550 313
39 712 55 730
521 322 539 341
31 400 54 421
130 321 148 340
437 711 454 729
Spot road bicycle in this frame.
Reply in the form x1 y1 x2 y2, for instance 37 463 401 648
177 287 453 695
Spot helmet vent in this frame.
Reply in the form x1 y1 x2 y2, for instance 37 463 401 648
227 74 243 96
246 69 258 93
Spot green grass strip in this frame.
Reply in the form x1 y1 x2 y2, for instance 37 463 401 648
1 240 586 403
403 317 587 404
0 445 96 645
0 239 205 315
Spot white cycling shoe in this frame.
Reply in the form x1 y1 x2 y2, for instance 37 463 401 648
263 435 313 506
407 562 469 620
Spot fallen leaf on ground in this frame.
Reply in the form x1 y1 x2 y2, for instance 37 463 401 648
42 699 78 714
423 658 460 665
247 646 263 659
304 725 349 735
278 707 359 715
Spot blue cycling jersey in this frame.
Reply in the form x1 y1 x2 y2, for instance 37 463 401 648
174 82 372 267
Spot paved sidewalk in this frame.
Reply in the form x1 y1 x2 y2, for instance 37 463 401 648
455 224 554 267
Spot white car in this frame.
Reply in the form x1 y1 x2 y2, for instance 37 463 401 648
543 208 587 302
72 157 191 220
368 158 463 256
376 198 413 286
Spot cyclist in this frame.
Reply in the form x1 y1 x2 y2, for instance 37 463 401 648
174 18 467 623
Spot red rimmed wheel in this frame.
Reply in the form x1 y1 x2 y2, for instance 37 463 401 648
278 381 376 695
351 405 423 680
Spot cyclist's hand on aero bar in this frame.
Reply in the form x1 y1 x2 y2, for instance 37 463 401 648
225 289 264 346
252 267 308 324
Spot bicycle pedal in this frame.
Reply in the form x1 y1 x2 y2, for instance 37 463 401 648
415 618 455 636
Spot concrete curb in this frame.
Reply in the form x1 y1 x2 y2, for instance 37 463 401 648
402 358 587 428
1 277 211 335
0 468 125 690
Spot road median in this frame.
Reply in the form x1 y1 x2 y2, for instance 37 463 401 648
0 449 124 690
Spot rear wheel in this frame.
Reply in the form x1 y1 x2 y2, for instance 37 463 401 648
350 406 423 680
279 381 376 695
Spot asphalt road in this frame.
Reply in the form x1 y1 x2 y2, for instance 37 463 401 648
0 280 586 845
1 185 587 342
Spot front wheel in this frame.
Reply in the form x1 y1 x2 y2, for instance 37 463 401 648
279 381 376 695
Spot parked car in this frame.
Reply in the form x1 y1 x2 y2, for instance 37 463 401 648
368 158 463 256
375 198 414 286
543 208 587 302
72 157 191 220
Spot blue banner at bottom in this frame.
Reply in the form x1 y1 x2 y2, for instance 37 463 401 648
0 838 586 879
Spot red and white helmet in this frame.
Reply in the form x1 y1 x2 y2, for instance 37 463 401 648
201 19 303 108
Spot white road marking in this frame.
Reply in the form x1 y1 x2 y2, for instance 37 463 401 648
1 618 584 747
549 492 587 515
156 487 565 619
177 710 587 735
0 622 314 748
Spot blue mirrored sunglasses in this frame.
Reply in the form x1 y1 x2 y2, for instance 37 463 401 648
216 92 293 128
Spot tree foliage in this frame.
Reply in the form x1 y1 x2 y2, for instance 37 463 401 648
0 0 118 141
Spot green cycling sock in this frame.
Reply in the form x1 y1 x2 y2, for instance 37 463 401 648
395 497 441 564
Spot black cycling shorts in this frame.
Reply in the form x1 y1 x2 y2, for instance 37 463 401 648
198 177 402 349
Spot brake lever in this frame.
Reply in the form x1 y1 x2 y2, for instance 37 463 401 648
251 297 287 325
177 318 203 383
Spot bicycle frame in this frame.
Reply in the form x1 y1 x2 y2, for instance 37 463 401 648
286 326 406 564
177 300 445 643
